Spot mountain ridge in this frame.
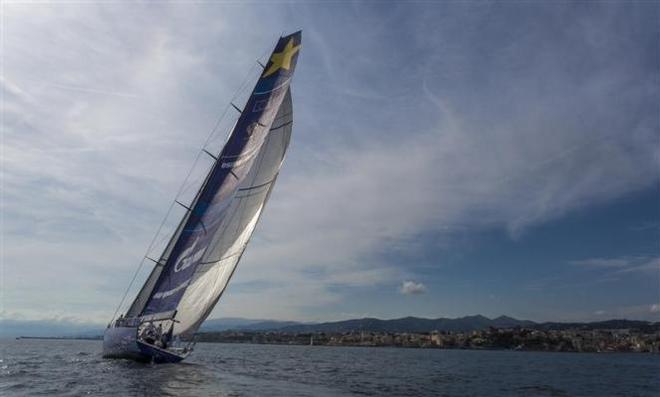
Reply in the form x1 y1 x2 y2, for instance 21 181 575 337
3 316 657 338
272 315 538 333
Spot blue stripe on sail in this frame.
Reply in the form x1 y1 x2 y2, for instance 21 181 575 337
140 31 301 317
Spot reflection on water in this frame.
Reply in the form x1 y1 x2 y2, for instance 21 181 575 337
1 339 658 396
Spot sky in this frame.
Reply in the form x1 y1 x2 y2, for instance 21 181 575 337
1 1 659 326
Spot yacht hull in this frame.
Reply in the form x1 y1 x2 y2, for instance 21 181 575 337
137 340 188 364
103 326 188 363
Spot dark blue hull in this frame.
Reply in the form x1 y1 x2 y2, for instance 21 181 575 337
137 341 188 364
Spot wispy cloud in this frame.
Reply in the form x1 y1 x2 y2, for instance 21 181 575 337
19 78 141 99
3 2 657 322
570 256 660 275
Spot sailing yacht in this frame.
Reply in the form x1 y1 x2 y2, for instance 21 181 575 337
103 31 301 363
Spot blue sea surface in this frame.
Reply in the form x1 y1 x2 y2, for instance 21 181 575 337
1 339 658 396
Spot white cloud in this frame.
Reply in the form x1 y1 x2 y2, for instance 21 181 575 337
399 280 427 295
571 258 637 268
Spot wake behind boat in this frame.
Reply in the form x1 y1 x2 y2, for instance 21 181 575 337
103 31 301 363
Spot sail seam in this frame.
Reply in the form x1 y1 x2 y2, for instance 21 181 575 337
198 251 241 265
270 120 293 131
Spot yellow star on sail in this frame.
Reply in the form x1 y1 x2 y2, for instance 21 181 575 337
262 38 301 78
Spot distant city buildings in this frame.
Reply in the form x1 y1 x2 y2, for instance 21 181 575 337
195 327 660 353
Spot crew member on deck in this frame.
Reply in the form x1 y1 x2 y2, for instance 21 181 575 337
142 322 157 345
155 324 163 347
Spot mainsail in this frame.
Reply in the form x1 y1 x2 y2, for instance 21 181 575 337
124 31 301 337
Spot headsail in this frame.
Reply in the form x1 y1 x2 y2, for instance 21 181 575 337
136 31 301 334
173 90 292 335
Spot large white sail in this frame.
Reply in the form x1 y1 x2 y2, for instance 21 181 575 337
173 89 292 335
134 31 300 324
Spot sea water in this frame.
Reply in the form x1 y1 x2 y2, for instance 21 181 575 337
1 339 658 396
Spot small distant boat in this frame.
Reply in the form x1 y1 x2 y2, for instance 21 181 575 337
103 31 301 363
